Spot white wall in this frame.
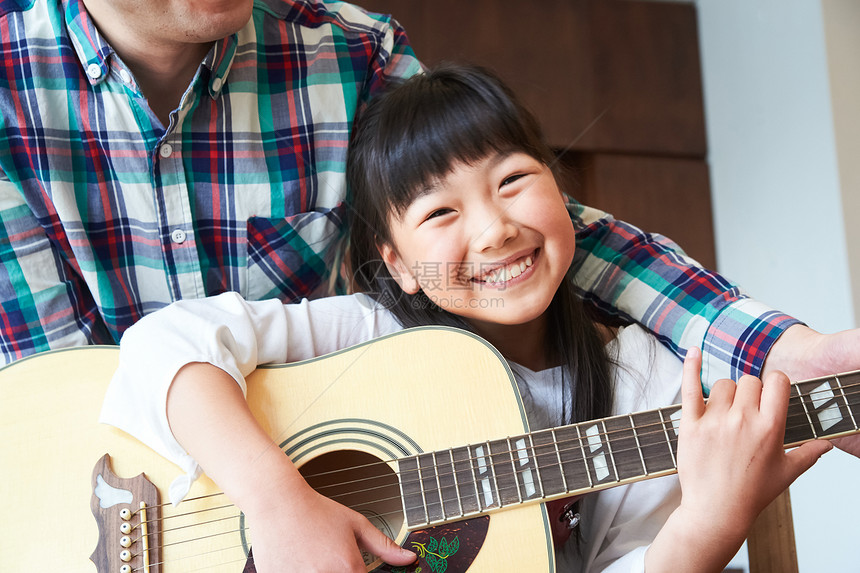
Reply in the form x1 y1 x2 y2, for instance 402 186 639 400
823 0 860 327
696 1 860 571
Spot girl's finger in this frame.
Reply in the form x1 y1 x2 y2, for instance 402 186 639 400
681 346 705 420
705 378 737 412
734 374 764 412
759 370 791 428
783 439 833 483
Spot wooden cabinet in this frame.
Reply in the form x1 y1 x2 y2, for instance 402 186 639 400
359 0 716 269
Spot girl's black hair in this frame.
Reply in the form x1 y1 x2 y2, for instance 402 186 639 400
347 63 612 427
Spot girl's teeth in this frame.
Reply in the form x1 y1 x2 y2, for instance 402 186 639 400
485 255 534 283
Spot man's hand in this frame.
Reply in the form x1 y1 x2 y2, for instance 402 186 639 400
763 324 860 457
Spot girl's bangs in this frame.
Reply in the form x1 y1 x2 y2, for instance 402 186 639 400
372 68 552 215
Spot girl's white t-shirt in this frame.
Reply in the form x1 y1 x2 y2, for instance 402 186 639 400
101 291 683 572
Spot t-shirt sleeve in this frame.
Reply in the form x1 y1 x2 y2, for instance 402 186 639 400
99 292 401 503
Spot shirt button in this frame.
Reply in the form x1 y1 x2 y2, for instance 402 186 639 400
159 143 173 158
86 63 102 79
171 229 187 244
212 77 223 91
119 69 131 84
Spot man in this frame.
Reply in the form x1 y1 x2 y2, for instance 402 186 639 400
1 0 858 445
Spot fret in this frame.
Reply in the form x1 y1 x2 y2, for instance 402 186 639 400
489 438 520 506
836 372 860 429
511 435 543 501
554 425 591 492
602 415 644 480
574 425 593 488
786 386 818 444
451 446 480 515
630 410 676 474
417 452 443 523
398 455 427 527
531 428 566 497
629 414 647 473
471 443 500 510
837 372 860 428
435 449 462 519
657 406 681 466
580 422 616 485
791 376 857 442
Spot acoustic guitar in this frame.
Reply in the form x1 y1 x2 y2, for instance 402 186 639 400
1 326 858 572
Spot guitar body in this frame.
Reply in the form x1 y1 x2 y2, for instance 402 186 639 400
0 327 554 572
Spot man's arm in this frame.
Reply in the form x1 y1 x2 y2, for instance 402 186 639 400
352 7 424 106
568 200 860 457
762 324 860 456
568 200 801 387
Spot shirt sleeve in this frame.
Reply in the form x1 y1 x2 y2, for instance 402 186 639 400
355 9 424 105
99 292 401 504
0 177 114 364
567 199 801 387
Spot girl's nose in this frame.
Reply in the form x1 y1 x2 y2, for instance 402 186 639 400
472 206 518 252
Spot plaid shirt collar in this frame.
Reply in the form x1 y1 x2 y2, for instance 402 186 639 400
61 0 237 98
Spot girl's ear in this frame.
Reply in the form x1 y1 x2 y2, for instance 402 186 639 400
378 243 421 295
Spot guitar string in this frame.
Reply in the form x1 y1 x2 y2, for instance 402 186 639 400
124 387 855 568
126 532 253 571
126 382 860 554
124 396 860 565
129 380 860 528
157 377 860 517
273 377 860 487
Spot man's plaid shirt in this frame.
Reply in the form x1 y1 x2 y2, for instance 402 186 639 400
0 0 798 385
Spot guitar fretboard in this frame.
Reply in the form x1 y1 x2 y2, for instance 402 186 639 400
398 371 860 528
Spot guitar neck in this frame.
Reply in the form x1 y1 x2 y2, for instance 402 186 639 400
398 370 860 529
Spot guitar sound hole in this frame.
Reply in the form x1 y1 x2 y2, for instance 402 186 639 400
299 450 405 560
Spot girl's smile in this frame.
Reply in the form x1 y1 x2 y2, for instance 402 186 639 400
469 248 538 289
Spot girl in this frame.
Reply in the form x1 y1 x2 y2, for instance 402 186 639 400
102 64 830 572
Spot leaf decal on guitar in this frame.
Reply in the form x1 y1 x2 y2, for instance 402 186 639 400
374 517 487 573
409 535 460 573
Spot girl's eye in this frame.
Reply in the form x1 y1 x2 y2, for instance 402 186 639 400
425 208 453 221
501 173 526 187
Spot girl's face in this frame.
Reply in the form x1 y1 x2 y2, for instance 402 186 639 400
379 152 576 332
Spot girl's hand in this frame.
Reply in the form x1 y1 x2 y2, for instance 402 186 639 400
167 363 415 572
242 468 415 572
645 347 831 572
676 346 831 535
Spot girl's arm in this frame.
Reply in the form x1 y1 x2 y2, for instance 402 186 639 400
166 362 415 572
101 292 410 571
644 348 832 572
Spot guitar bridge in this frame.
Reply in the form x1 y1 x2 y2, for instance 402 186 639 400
89 454 161 573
